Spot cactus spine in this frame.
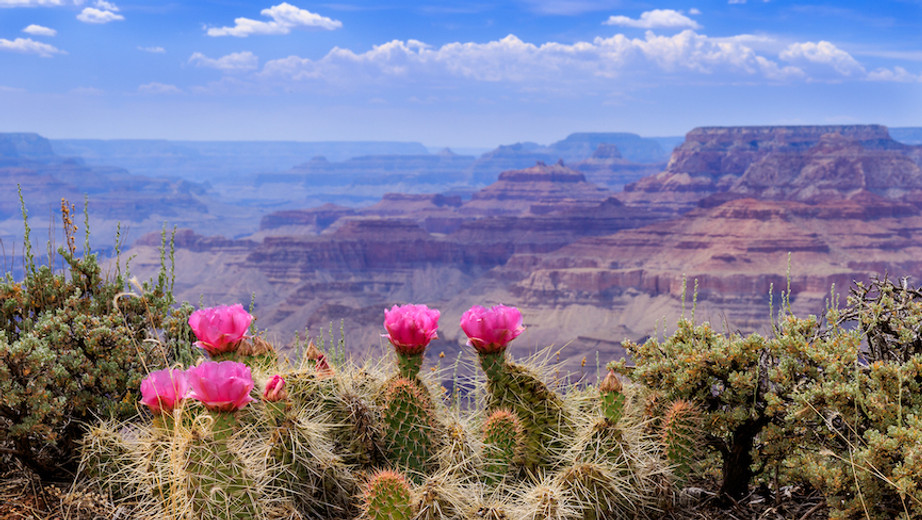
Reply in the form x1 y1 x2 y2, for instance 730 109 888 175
185 411 261 520
481 409 525 485
598 369 625 425
362 470 416 520
661 399 702 483
381 377 439 479
478 351 568 469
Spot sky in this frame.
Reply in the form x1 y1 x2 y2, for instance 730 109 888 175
0 0 920 148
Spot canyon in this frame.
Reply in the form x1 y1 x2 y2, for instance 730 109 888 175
5 126 922 377
116 125 922 376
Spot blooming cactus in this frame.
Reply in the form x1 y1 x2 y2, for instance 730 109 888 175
188 304 253 356
383 304 440 355
263 374 288 402
460 304 525 354
140 368 190 414
186 361 255 412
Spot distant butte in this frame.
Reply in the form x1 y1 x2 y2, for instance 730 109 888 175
619 125 922 213
120 124 922 372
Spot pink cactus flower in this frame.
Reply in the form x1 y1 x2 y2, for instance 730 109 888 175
383 304 440 355
460 304 525 354
188 304 253 356
186 361 255 412
140 368 190 415
263 375 288 402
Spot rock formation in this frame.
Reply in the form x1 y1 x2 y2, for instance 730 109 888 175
119 125 922 375
619 125 922 212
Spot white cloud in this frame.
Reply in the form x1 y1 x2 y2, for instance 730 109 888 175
866 66 920 83
0 36 63 56
689 8 701 15
138 82 181 94
206 2 341 37
0 0 64 6
260 30 805 89
23 24 56 36
780 40 864 76
138 46 165 53
189 51 259 72
604 9 701 30
77 6 123 23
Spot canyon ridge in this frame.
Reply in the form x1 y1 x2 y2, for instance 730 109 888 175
107 124 922 376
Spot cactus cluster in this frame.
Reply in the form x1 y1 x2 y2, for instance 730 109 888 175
78 301 711 519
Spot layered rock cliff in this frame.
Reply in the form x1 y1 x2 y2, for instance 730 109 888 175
120 125 922 374
620 125 922 212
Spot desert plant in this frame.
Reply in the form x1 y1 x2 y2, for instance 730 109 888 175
361 469 416 520
0 198 187 478
481 409 525 486
461 304 571 470
616 316 822 500
790 277 922 519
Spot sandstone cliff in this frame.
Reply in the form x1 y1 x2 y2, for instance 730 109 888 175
620 125 922 212
119 125 922 376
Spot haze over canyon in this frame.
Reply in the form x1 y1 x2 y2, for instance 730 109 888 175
3 125 922 374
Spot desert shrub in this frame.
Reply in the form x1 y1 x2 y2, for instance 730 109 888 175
791 278 922 519
615 316 828 500
0 200 191 478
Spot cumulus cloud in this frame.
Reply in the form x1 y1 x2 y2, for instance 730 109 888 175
189 51 259 72
206 2 341 37
138 45 165 53
866 66 920 83
138 82 181 94
77 0 122 23
77 7 122 23
259 30 807 90
780 40 864 76
23 24 56 36
604 9 701 30
0 36 63 56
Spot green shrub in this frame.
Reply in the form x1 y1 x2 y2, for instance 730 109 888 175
0 200 190 478
791 278 922 519
615 316 826 500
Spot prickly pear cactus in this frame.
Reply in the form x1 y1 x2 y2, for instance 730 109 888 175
286 368 381 467
381 377 439 479
415 477 465 520
478 352 569 469
184 412 262 520
660 399 702 483
79 420 142 500
598 369 625 425
481 409 525 485
362 470 416 520
515 482 574 520
261 407 356 519
556 463 633 520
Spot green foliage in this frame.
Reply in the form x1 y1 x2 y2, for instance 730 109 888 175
0 244 185 478
791 277 922 519
616 317 822 499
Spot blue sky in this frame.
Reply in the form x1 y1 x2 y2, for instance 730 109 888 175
0 0 920 147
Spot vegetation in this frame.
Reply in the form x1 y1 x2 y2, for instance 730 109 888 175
0 197 191 479
4 196 922 519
